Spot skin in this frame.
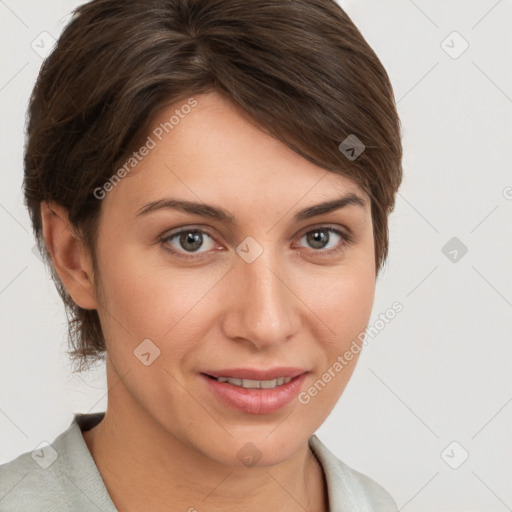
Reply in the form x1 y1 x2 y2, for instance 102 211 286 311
41 91 376 512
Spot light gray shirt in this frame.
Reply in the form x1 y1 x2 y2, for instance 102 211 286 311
0 412 398 511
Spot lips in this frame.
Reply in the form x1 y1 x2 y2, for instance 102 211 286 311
199 367 309 414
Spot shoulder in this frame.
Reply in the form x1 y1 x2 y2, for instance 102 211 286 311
0 437 71 511
309 434 398 512
0 413 114 512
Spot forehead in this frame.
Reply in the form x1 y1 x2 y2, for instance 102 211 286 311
102 92 369 217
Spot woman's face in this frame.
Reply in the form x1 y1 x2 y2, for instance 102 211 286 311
93 91 376 466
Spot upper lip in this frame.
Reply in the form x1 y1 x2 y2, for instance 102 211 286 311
201 367 307 380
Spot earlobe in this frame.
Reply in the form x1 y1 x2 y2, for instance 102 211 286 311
40 202 98 310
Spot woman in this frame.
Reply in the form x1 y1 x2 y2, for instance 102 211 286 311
0 0 402 510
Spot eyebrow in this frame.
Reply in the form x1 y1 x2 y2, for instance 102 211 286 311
136 193 367 224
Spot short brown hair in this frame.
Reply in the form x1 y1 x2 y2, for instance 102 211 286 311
24 0 403 372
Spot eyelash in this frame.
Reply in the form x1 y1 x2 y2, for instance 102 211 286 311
159 225 354 261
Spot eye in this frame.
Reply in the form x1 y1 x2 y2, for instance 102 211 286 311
295 227 353 256
161 228 218 259
160 225 353 261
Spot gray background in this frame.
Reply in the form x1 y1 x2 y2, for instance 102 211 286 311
1 1 511 510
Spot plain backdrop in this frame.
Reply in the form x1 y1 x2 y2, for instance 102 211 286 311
1 1 511 511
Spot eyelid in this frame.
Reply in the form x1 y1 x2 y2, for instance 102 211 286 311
295 223 354 243
161 224 216 241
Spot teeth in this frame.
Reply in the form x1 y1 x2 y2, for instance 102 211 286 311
215 376 293 389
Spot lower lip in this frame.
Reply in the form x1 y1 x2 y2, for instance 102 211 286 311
200 373 308 415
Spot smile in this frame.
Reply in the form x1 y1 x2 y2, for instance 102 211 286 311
208 375 293 389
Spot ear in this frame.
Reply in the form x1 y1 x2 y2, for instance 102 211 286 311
40 201 98 310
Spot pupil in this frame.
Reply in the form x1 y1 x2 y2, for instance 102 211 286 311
181 231 202 251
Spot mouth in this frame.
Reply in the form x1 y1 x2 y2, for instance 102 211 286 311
199 368 308 415
202 374 294 389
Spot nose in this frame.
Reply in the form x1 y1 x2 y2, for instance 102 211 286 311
221 245 300 350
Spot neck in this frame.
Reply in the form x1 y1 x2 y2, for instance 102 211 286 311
82 381 327 512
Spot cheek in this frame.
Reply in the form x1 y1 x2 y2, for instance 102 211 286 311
94 216 375 353
298 258 376 346
94 237 228 343
295 263 375 413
